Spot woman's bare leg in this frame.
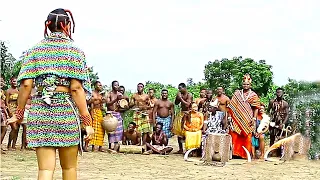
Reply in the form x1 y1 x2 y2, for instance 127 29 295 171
7 123 18 150
11 124 20 150
36 147 56 180
259 135 265 159
21 124 27 150
1 126 7 153
58 146 78 180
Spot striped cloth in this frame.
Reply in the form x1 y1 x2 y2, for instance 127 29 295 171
90 108 105 146
108 111 124 143
228 90 260 135
17 32 92 97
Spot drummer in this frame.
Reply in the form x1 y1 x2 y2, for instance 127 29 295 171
105 80 125 150
129 83 152 145
118 85 130 113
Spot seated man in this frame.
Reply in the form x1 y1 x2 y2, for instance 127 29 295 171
144 122 173 155
122 122 141 146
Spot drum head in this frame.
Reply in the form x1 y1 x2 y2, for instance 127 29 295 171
119 99 128 108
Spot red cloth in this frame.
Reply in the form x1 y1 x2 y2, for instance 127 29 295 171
229 130 252 159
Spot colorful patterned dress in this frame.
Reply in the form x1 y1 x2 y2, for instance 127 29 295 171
17 32 92 152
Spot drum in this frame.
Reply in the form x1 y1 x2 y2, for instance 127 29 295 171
202 133 232 163
101 112 118 132
119 145 144 154
119 99 128 109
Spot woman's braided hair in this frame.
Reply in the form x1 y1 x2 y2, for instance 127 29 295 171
44 8 75 39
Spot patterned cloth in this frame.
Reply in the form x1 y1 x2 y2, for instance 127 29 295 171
26 92 80 148
108 111 124 143
205 111 226 134
156 116 172 138
90 108 105 146
133 111 152 133
8 93 18 114
228 89 260 159
17 32 92 97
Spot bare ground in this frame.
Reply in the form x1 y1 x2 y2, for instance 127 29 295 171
1 127 319 180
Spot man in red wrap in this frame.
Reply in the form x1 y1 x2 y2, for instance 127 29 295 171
227 74 260 159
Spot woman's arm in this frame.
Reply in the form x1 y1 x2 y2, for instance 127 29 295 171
17 79 33 110
70 79 91 126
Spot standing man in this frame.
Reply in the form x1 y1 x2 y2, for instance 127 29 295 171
88 81 105 152
148 88 158 127
195 88 206 107
153 89 175 139
212 87 230 129
227 74 260 159
172 83 193 154
267 87 289 146
106 80 125 150
0 77 9 153
130 83 152 145
6 77 19 150
199 89 213 120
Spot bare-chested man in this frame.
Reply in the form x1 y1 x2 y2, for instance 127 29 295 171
6 77 19 150
172 83 193 154
87 81 105 152
153 89 174 139
199 89 213 120
195 88 206 111
105 81 125 150
122 122 141 145
145 122 173 155
148 88 157 127
267 87 289 146
130 83 152 145
212 87 230 129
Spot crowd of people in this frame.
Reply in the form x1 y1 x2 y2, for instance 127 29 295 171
1 74 290 160
0 8 291 180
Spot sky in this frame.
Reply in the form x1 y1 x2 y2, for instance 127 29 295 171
0 0 319 91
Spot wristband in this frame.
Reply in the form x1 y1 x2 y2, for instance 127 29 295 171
15 107 25 120
79 114 92 127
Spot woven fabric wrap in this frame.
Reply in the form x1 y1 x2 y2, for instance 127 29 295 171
17 32 92 97
203 133 232 163
26 92 80 148
108 111 124 143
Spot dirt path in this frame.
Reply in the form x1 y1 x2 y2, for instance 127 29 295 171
1 128 319 180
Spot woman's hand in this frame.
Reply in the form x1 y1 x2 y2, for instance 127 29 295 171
6 115 20 125
84 126 94 141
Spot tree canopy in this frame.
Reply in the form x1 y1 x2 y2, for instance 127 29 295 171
204 56 273 97
0 41 22 89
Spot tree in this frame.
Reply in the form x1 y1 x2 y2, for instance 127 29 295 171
282 79 320 159
87 66 99 88
204 56 273 97
0 41 22 89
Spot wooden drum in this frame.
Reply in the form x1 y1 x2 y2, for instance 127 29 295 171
203 133 232 163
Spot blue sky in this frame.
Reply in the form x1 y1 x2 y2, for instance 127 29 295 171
0 0 319 91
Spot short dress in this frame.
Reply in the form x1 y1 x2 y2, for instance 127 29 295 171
17 32 92 153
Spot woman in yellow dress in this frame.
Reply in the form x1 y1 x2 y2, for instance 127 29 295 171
184 103 204 151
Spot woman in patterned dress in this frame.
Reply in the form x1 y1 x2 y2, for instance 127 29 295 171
7 8 94 180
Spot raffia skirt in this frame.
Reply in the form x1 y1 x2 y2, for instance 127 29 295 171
26 92 81 148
